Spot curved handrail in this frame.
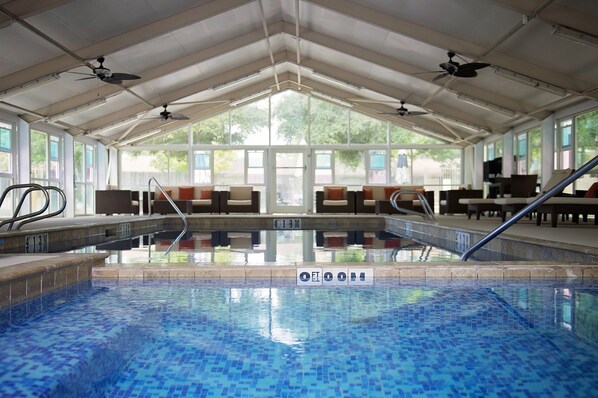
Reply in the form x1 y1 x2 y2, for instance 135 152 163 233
148 177 188 256
0 183 50 231
389 190 436 222
461 155 598 261
16 186 67 230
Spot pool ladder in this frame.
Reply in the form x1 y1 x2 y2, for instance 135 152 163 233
389 190 436 222
148 177 188 256
0 183 66 231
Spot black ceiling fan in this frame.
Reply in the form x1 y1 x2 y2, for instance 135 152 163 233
378 101 428 117
421 51 490 82
72 56 141 84
155 104 189 121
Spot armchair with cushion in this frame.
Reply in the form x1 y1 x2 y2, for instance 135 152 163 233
439 189 483 214
355 185 434 215
95 190 139 215
220 185 260 213
143 185 219 214
315 186 355 214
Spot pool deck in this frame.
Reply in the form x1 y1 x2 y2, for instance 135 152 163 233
0 213 597 308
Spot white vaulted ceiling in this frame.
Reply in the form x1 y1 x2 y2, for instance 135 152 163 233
0 0 596 147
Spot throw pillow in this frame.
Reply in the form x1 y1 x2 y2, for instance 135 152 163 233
200 188 213 199
584 182 598 198
384 186 400 200
157 189 172 200
363 188 373 200
326 187 345 200
179 186 194 200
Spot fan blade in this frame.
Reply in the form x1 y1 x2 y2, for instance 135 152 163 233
406 111 428 116
454 70 478 78
75 76 98 81
171 100 229 105
169 114 189 120
432 72 449 82
110 72 141 80
69 71 95 77
102 77 124 84
412 70 444 75
458 62 490 72
378 112 400 115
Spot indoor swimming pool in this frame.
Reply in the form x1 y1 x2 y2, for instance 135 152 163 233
76 229 472 264
1 279 597 397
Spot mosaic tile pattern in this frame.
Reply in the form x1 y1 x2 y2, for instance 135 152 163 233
0 279 597 397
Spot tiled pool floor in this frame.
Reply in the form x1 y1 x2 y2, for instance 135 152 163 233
1 279 597 397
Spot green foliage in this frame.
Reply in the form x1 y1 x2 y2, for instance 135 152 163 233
143 127 188 145
30 130 47 178
271 91 308 144
148 150 188 173
309 97 349 144
350 112 386 144
230 102 269 143
193 113 229 144
575 110 598 165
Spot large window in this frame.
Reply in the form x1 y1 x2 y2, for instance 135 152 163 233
122 88 465 212
574 109 598 191
514 128 541 177
30 130 63 215
271 91 308 145
556 108 597 191
0 121 15 217
309 97 349 145
74 142 95 215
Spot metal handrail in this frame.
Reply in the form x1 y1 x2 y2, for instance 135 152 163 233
461 155 598 261
0 183 50 231
148 177 188 256
389 190 436 222
16 186 67 230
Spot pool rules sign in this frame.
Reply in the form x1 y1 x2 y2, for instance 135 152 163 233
297 267 373 286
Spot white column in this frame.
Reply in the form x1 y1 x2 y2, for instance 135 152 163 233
502 130 514 177
474 141 484 189
63 134 75 217
541 113 556 186
463 146 474 188
96 142 107 190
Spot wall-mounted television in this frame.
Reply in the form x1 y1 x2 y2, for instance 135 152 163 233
483 157 502 182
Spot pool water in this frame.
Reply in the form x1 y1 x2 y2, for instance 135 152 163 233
1 279 597 397
85 229 464 264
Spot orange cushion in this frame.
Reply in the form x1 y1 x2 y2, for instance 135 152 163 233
584 182 598 198
157 189 172 200
200 188 213 199
384 186 400 200
327 187 344 200
363 188 373 200
179 186 194 200
178 240 195 250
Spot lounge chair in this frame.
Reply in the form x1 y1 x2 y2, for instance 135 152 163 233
460 174 538 220
492 169 573 222
534 181 598 227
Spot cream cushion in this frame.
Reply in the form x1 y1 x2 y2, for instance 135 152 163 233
362 185 425 201
228 185 253 206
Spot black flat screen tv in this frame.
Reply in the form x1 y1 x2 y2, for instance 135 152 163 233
483 157 502 182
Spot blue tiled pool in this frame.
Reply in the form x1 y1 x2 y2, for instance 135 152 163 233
1 279 597 397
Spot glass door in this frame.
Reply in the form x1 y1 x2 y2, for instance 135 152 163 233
271 150 307 213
